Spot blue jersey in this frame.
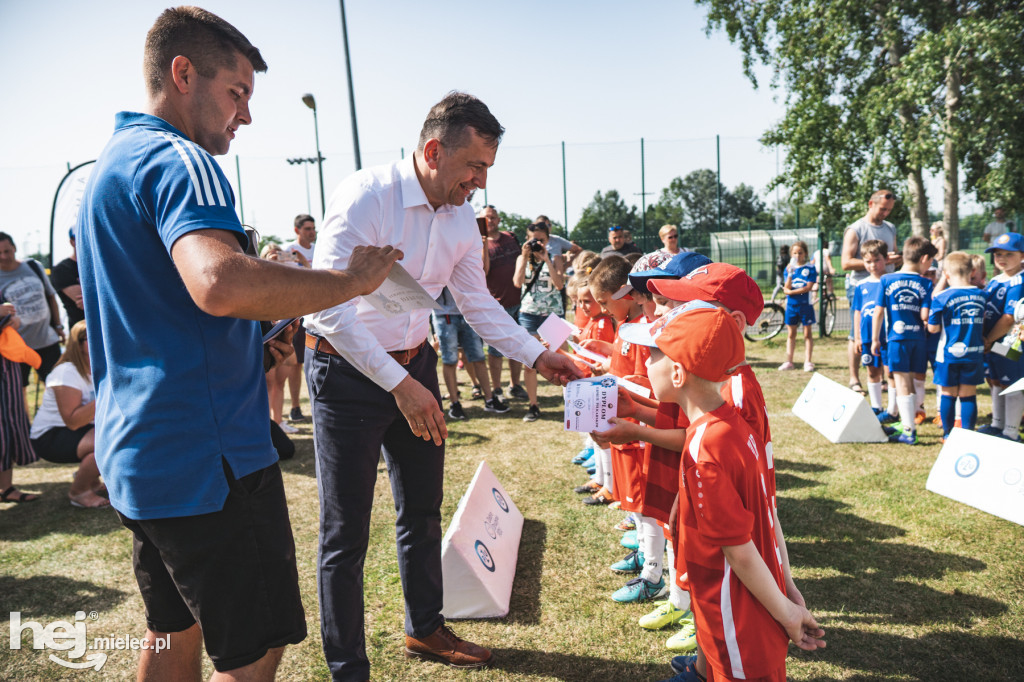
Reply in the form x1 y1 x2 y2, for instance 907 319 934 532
983 274 1013 334
876 272 933 342
927 287 987 364
786 263 817 306
852 279 885 347
78 112 275 520
1002 273 1024 319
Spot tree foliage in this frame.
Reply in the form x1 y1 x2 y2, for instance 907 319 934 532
698 0 1024 248
571 190 641 245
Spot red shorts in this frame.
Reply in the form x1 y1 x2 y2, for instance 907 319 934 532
610 440 645 513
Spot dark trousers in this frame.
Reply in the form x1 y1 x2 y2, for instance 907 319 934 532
305 343 445 682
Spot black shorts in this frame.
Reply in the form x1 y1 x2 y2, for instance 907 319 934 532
291 323 306 365
116 461 307 672
31 425 92 464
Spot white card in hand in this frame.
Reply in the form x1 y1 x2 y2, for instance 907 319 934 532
362 262 443 318
538 314 579 349
564 377 618 433
568 340 610 365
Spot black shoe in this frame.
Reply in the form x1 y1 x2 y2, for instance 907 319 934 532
484 395 510 413
289 407 310 422
509 384 530 401
448 402 467 420
523 404 541 422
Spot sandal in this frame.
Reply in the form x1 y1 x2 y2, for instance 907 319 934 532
69 491 110 509
470 385 483 400
1 486 40 503
849 381 865 395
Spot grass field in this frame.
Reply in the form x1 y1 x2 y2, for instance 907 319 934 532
3 336 1024 681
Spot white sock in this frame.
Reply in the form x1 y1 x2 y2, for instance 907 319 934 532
593 446 605 487
867 381 883 410
992 389 1006 429
600 447 613 494
955 398 962 420
887 382 898 415
914 378 926 413
639 515 664 583
1004 391 1024 440
665 540 691 611
898 395 917 432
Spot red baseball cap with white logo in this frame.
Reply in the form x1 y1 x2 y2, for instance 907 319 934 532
619 301 745 382
646 262 764 325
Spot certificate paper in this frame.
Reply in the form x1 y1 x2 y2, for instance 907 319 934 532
564 377 618 432
568 340 610 365
538 314 580 350
362 263 443 317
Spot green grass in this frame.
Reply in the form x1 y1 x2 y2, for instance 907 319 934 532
3 338 1024 680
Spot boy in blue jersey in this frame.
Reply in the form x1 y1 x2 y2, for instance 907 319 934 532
872 236 937 444
780 241 817 371
852 240 894 416
927 252 987 439
981 233 1024 440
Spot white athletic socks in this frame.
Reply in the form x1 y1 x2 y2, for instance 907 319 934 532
638 515 665 584
887 383 899 416
1004 391 1024 440
914 378 926 414
599 447 613 494
991 389 1006 429
867 381 883 410
898 395 917 432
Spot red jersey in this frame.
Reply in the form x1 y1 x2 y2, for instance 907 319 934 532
722 364 776 509
680 403 788 680
608 314 650 513
571 314 617 376
639 402 688 525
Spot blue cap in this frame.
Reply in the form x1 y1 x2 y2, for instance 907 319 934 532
608 225 624 232
627 251 713 294
69 227 75 241
985 232 1024 253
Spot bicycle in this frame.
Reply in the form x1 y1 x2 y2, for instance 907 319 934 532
745 301 786 342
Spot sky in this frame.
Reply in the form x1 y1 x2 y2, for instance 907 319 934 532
0 0 974 265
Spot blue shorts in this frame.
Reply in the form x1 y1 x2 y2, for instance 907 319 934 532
887 339 928 374
860 346 887 368
986 352 1024 385
785 301 816 327
518 311 549 335
487 305 520 358
432 312 484 365
933 361 985 387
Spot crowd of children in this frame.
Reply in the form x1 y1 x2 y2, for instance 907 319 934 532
558 249 825 682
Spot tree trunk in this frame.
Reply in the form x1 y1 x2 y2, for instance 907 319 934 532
906 167 929 236
944 58 961 250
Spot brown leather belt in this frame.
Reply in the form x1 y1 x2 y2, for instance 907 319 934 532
305 335 425 366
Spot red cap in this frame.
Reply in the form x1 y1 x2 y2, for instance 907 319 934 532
618 301 745 382
647 263 764 325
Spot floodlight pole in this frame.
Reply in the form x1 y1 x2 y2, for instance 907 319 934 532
301 94 327 217
339 0 362 171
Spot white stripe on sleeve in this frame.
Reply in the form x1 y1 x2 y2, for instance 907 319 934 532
158 132 205 206
183 142 217 206
197 148 228 207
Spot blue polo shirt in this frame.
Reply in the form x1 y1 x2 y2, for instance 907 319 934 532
851 278 885 347
876 272 933 342
927 287 986 364
78 112 275 520
786 263 817 306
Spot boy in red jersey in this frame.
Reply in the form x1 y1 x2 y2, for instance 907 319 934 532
620 302 825 682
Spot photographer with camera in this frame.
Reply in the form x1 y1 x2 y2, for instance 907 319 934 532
513 221 565 422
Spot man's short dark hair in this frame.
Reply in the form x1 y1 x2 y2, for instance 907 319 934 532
144 6 268 97
294 214 314 229
0 232 14 247
417 92 504 151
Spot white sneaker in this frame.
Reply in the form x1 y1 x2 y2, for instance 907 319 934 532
803 362 815 371
278 421 299 434
778 361 796 371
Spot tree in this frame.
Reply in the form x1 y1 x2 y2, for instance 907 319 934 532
698 0 1024 249
723 183 769 229
571 190 640 245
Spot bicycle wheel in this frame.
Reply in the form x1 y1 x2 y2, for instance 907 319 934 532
745 302 786 342
823 295 837 337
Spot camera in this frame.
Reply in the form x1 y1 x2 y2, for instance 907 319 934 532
526 238 545 253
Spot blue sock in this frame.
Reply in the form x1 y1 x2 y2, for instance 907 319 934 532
940 395 956 436
961 395 978 432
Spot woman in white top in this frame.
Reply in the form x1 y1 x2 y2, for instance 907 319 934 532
29 321 105 508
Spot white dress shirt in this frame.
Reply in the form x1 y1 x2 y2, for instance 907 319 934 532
306 156 546 392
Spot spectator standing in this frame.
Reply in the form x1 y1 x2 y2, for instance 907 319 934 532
259 243 299 435
659 224 682 255
303 92 580 680
50 227 85 327
0 308 39 504
76 7 400 679
482 204 529 401
930 222 948 264
532 214 581 266
983 208 1015 245
282 214 317 423
841 190 900 393
514 222 565 422
29 321 107 508
0 232 65 388
601 225 642 259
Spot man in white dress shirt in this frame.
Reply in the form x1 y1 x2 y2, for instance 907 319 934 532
304 92 581 681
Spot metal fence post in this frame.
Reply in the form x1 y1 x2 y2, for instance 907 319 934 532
818 227 826 337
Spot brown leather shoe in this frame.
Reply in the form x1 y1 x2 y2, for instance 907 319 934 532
404 624 494 669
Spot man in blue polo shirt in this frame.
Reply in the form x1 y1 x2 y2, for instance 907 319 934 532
77 7 400 680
